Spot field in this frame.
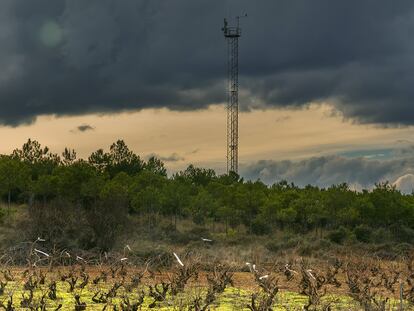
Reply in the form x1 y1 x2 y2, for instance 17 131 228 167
0 241 414 310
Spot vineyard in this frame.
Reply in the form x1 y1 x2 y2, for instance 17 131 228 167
1 140 414 310
0 239 413 310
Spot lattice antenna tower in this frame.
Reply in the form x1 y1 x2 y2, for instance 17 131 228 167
222 15 246 174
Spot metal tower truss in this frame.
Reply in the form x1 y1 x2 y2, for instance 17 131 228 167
222 17 241 174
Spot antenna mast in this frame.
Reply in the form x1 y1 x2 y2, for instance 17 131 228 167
222 15 244 174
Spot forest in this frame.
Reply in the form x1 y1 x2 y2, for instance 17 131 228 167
0 139 413 254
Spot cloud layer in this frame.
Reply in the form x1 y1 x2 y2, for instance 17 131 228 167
241 152 414 192
1 0 414 125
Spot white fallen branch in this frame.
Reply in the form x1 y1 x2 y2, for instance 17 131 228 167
173 252 184 267
306 269 316 280
285 264 298 274
34 249 49 257
246 262 258 273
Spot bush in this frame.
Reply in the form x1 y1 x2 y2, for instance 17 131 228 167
187 226 211 239
316 238 332 250
394 243 413 257
192 213 205 225
228 216 241 229
297 241 313 256
166 230 194 244
0 207 6 224
251 218 271 235
266 236 302 253
373 243 398 260
161 223 177 234
391 224 414 244
283 236 300 248
328 227 348 244
86 194 129 251
216 229 254 246
265 240 281 253
371 228 392 244
354 225 372 243
375 250 397 260
164 226 210 245
26 198 85 248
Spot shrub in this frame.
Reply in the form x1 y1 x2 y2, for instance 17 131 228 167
26 198 85 248
0 207 6 224
284 236 300 248
391 224 414 244
371 228 392 244
86 194 129 251
166 230 194 244
316 238 332 250
394 243 413 257
192 213 205 225
354 225 372 243
164 226 210 245
251 218 271 235
328 226 348 244
161 223 177 234
228 216 241 229
297 241 313 256
188 226 211 239
266 236 302 253
265 241 281 253
373 243 398 260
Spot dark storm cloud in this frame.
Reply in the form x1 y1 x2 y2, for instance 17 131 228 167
241 154 414 190
146 153 185 162
73 124 94 133
2 0 414 125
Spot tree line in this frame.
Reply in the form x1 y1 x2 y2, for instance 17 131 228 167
0 139 413 250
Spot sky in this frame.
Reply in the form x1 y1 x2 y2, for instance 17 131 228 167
1 0 414 191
